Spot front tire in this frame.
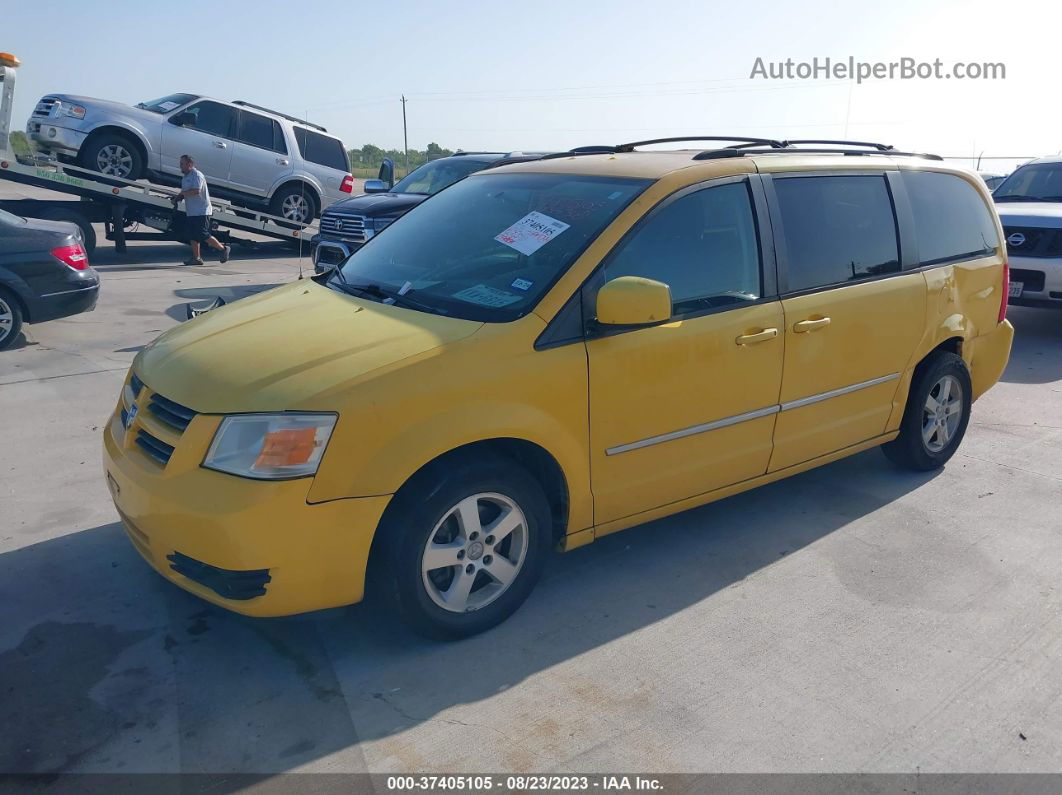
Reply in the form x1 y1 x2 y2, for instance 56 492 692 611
0 289 25 351
882 351 972 471
378 455 552 639
79 133 144 181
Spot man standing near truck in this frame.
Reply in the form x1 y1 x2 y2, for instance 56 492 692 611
173 154 230 266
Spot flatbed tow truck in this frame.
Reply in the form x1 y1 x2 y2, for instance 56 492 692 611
0 52 318 256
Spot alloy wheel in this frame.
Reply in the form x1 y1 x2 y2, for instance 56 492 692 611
96 144 134 178
420 492 529 613
922 374 963 453
281 194 311 223
0 297 12 343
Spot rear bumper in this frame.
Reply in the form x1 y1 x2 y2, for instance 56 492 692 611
968 320 1014 401
28 282 99 323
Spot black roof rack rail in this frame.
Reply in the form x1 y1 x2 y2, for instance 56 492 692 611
781 139 895 151
231 101 328 133
693 146 943 161
537 146 618 161
615 136 786 153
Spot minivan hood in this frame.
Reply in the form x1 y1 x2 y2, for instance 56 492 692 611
324 192 428 217
135 280 482 413
995 202 1062 228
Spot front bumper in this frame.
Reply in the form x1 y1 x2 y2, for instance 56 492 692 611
310 234 364 273
102 378 391 617
1008 256 1062 308
27 121 87 154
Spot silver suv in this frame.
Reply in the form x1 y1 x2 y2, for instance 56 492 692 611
27 92 353 223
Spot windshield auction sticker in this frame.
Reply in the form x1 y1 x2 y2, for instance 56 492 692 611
495 211 570 256
453 285 523 307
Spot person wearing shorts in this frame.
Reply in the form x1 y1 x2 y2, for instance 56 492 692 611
173 154 230 266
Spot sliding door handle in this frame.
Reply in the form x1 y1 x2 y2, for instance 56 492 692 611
735 328 779 346
793 317 831 333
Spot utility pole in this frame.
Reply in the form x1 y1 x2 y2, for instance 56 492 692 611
400 95 409 175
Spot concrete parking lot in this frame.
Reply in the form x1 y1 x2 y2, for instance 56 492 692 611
2 183 1062 778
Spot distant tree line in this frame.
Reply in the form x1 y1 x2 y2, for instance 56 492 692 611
348 141 455 172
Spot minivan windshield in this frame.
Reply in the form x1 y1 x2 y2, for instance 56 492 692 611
391 156 503 196
994 163 1062 202
136 93 197 113
332 172 650 321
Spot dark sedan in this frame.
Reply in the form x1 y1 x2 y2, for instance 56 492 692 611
0 209 99 350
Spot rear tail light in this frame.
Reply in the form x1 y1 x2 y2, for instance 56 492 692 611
998 261 1009 323
52 243 89 271
340 175 354 194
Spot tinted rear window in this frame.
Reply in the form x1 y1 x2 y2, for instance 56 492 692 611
774 175 900 292
237 111 284 152
903 171 1000 265
294 128 348 172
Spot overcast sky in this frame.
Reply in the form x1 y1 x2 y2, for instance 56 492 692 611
7 0 1059 171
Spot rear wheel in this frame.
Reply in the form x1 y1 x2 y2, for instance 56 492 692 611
269 184 317 225
0 289 25 351
79 133 144 181
882 352 972 470
377 455 552 639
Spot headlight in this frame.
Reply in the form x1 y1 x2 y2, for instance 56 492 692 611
60 103 86 120
203 413 337 480
372 216 396 233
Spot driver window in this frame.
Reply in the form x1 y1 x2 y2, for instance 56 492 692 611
601 181 761 315
181 101 236 138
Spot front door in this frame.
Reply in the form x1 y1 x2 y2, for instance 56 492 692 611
766 172 927 471
160 101 236 186
586 179 784 525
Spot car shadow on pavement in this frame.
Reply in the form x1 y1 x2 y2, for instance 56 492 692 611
1001 307 1062 385
0 448 938 779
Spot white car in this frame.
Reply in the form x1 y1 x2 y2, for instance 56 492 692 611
994 157 1062 308
28 93 354 222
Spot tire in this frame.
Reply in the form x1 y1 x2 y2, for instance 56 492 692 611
377 455 552 639
882 352 972 471
34 208 97 256
79 133 144 181
269 184 317 225
0 289 25 351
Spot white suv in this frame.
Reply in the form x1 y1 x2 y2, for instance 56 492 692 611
28 92 354 223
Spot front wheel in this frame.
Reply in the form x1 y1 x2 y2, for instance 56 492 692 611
79 133 144 181
378 456 552 639
882 352 972 471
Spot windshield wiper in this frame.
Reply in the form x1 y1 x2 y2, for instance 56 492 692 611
329 274 438 313
996 195 1050 202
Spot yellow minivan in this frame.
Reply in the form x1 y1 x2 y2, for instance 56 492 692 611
103 137 1014 638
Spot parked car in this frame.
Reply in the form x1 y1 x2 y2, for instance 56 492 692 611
993 157 1062 309
311 151 550 270
979 171 1006 191
0 209 99 350
103 139 1012 638
27 93 353 223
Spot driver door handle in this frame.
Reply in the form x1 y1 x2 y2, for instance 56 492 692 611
735 328 779 346
793 317 831 333
213 140 227 149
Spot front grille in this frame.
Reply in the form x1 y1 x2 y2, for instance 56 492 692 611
32 98 58 118
1010 268 1046 293
319 212 369 241
136 430 175 466
148 393 197 431
167 551 271 601
130 373 144 398
1003 226 1062 258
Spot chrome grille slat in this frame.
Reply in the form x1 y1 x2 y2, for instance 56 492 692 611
319 212 369 241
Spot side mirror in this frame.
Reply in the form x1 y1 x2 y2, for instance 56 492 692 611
363 179 389 194
378 158 394 188
595 276 672 326
170 111 194 127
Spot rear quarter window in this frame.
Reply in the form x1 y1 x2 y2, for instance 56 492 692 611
902 170 1000 265
293 128 349 172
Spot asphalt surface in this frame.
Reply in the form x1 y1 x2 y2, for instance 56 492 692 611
2 182 1062 779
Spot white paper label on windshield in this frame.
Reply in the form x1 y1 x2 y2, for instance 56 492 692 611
453 284 523 307
495 211 570 256
159 101 180 111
